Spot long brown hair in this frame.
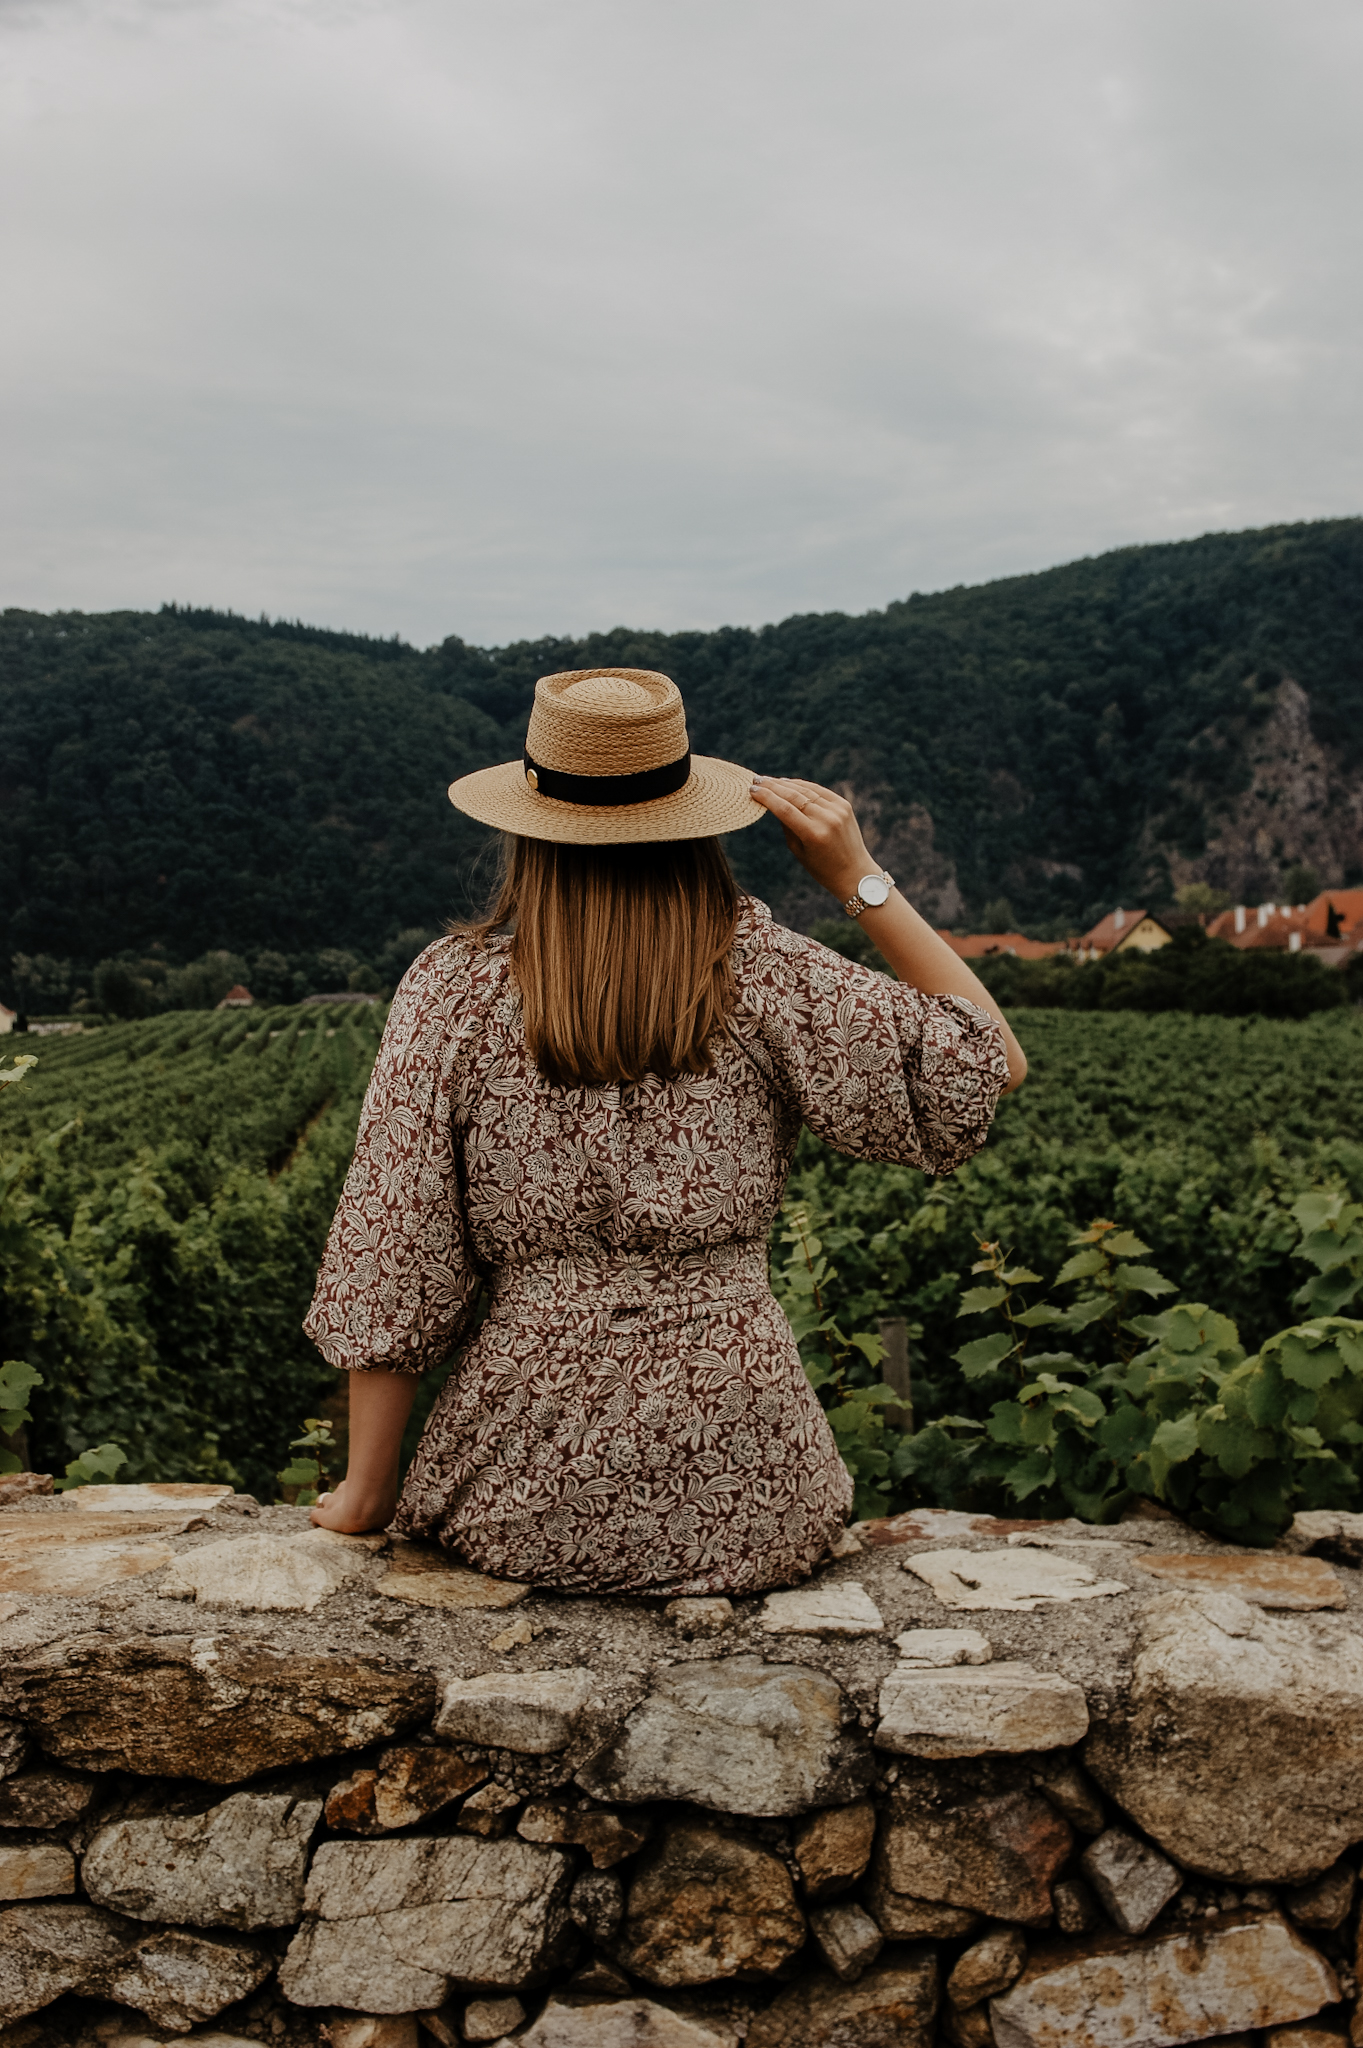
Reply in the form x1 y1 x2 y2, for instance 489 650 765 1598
462 836 740 1087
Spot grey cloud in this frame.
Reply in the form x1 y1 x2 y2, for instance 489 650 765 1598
1 0 1359 643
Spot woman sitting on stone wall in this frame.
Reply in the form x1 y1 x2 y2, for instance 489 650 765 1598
305 668 1027 1594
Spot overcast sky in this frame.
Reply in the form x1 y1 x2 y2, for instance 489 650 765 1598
2 0 1360 648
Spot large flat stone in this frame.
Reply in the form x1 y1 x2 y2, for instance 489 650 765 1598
96 1925 273 2032
434 1669 597 1753
0 1510 203 1541
0 1843 75 1901
875 1663 1089 1757
379 1543 529 1612
577 1657 873 1818
989 1911 1338 2048
895 1628 993 1666
0 1902 137 2022
867 1759 1073 1927
746 1953 940 2048
105 2034 261 2048
158 1529 382 1611
0 1633 435 1783
1132 1553 1346 1609
1084 1590 1363 1883
0 1902 271 2028
614 1820 806 1987
517 2000 733 2047
902 1547 1130 1612
278 1836 575 2011
68 1483 234 1512
760 1583 884 1636
861 1509 1065 1545
0 1539 176 1598
83 1788 322 1928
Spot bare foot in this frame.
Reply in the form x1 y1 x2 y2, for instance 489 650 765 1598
309 1478 396 1534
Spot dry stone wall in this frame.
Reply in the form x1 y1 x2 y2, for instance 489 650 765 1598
3 1484 1363 2047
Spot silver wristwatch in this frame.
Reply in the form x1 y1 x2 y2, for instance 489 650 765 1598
843 870 895 919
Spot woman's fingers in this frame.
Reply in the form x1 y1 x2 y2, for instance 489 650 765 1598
753 778 845 823
751 775 872 897
753 780 853 842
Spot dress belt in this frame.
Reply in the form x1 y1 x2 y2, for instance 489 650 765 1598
486 1239 770 1316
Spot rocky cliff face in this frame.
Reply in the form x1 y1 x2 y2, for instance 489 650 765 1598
1155 677 1363 906
1 1488 1362 2047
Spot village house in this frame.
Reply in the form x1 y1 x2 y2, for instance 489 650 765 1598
0 1002 15 1036
1072 907 1173 963
215 985 255 1009
1207 888 1363 963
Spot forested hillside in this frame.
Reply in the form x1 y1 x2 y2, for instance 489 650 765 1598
3 516 1361 1003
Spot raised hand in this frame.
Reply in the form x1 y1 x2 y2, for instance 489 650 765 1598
749 777 878 903
749 773 1028 1090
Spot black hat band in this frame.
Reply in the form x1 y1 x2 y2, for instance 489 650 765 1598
523 748 692 807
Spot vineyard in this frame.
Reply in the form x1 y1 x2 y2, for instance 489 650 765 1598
0 1002 384 1498
3 997 1362 1523
794 1004 1363 1348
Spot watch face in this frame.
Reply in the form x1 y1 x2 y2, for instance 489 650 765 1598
859 873 891 907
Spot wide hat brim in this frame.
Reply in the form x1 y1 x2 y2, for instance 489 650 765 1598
449 752 764 844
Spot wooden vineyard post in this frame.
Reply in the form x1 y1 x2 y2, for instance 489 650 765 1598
877 1316 913 1432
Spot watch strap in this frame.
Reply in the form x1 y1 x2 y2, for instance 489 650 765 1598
843 871 895 920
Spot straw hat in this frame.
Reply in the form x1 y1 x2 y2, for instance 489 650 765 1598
448 668 764 844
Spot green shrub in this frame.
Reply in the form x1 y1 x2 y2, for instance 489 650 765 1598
892 1209 1363 1545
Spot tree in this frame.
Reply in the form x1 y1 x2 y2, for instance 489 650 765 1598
92 959 151 1019
249 951 294 1005
1175 883 1231 917
978 898 1016 933
1282 862 1321 906
9 955 73 1014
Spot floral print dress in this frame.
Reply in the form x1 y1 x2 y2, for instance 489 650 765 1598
305 899 1008 1596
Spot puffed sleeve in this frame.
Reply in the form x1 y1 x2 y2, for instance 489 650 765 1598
303 937 485 1373
732 900 1009 1175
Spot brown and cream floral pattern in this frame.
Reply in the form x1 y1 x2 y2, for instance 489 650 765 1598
305 898 1008 1596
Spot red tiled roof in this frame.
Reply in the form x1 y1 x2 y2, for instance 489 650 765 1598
937 932 1065 960
1205 902 1360 952
1303 888 1363 940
